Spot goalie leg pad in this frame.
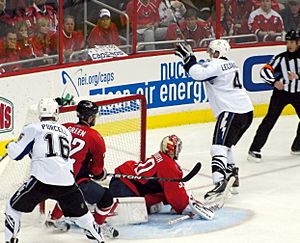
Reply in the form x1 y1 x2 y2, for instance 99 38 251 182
106 197 148 226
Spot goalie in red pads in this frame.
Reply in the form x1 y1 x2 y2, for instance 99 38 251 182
109 135 214 220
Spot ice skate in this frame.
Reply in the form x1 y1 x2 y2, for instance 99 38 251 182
101 222 119 238
84 222 105 243
229 167 239 194
204 180 227 202
6 238 18 243
45 217 70 232
291 148 300 155
247 150 262 162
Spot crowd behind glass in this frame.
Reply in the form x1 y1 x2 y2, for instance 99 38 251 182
0 0 299 74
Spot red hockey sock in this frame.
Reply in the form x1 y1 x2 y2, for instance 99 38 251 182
51 204 63 220
94 206 112 225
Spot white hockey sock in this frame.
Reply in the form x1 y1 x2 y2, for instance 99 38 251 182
210 144 229 183
73 211 105 243
5 202 22 242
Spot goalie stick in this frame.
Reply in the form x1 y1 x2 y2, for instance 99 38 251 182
106 162 201 182
168 176 236 225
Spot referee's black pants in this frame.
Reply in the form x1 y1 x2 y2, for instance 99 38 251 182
249 88 300 152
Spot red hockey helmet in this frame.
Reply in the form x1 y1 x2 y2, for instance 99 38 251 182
160 135 183 160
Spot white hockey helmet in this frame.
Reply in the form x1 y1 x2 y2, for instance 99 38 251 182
160 134 182 160
38 98 59 121
208 39 231 59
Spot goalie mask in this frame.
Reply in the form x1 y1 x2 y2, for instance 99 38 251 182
160 135 183 160
77 100 98 125
38 98 59 121
207 39 230 59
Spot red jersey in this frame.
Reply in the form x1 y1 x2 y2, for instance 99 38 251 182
87 22 120 47
115 151 189 213
248 8 283 34
126 0 160 26
166 21 211 47
64 122 106 182
26 4 57 32
49 30 85 53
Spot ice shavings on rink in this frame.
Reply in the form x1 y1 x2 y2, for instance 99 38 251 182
115 207 253 240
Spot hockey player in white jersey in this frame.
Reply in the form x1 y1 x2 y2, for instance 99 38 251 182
4 98 105 243
175 40 253 200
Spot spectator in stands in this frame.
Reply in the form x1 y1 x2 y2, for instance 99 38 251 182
170 0 187 22
0 0 25 38
0 0 15 38
26 0 58 33
165 8 211 47
0 29 21 73
159 0 176 27
63 0 99 32
280 0 300 32
207 1 234 38
225 0 255 36
31 17 54 59
248 0 284 41
99 0 130 31
186 0 214 20
159 0 187 27
50 15 84 61
87 9 120 47
15 21 37 60
253 0 282 11
126 0 167 50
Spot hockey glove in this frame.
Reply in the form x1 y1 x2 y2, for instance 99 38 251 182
175 43 197 72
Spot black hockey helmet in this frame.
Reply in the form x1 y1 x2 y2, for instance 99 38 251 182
285 30 300 41
76 100 98 120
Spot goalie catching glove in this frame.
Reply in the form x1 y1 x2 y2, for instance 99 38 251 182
182 195 214 220
175 43 197 72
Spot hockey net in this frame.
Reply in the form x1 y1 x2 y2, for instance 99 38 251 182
0 94 147 227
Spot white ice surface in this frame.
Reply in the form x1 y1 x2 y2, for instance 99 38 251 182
1 115 300 243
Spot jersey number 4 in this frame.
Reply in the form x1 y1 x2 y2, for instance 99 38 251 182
233 71 242 89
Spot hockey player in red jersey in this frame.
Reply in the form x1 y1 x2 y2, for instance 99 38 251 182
109 135 214 220
46 100 119 238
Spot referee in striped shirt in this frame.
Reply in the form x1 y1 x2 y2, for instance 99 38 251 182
248 29 300 162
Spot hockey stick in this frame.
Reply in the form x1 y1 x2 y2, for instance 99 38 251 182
107 162 201 182
0 153 8 162
168 213 192 225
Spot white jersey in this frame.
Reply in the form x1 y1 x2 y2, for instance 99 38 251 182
189 58 253 118
7 121 75 186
